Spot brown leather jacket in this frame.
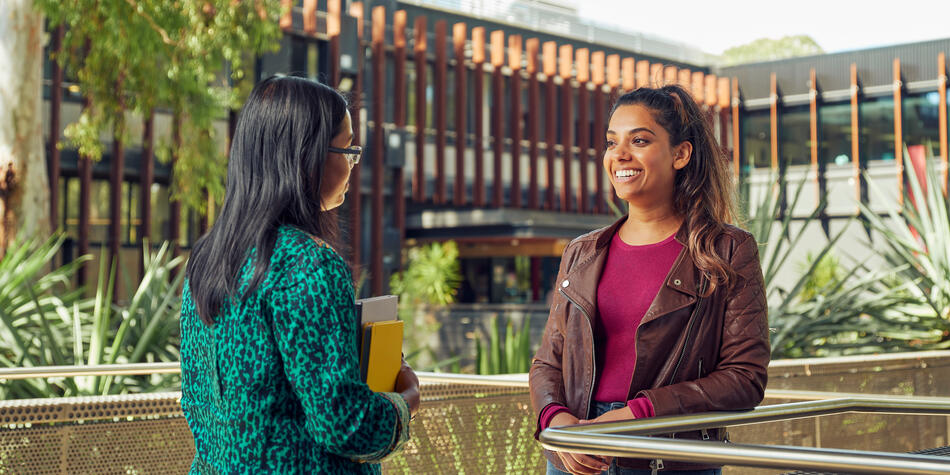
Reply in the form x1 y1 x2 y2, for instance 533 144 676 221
529 217 770 472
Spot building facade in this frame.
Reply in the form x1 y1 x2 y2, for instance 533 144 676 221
40 0 949 303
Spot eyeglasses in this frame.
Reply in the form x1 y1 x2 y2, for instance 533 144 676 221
328 145 363 166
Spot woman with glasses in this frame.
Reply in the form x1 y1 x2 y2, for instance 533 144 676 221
530 85 770 475
179 75 419 474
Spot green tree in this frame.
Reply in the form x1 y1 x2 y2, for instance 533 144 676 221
34 0 284 213
721 35 824 66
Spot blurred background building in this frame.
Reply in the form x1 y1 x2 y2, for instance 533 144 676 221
41 0 949 303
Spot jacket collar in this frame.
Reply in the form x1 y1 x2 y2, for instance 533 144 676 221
561 215 701 325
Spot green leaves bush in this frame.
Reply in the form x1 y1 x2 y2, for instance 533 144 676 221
0 237 184 399
749 171 949 358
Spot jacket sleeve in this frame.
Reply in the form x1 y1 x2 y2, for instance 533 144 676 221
270 249 410 462
529 243 575 438
637 233 770 416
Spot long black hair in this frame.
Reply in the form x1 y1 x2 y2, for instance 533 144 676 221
186 75 349 325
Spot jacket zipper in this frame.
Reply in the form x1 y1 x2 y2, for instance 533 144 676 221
559 288 596 420
667 282 707 385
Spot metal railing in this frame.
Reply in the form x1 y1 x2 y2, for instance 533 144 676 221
540 395 950 474
5 364 950 473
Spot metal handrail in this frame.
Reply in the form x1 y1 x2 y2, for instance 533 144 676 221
5 364 950 472
540 395 950 474
0 363 528 387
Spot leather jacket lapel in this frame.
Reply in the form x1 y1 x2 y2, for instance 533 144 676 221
558 218 623 325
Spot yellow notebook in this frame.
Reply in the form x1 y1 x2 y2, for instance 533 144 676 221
359 320 404 392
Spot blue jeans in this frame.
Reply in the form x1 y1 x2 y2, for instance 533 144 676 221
545 401 722 475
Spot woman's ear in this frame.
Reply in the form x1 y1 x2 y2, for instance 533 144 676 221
673 141 692 170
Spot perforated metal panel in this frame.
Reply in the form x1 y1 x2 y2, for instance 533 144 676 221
0 383 546 474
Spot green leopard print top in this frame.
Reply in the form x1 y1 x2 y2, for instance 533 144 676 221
180 225 410 474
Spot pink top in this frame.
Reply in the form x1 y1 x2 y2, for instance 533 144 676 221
539 230 680 431
594 231 682 402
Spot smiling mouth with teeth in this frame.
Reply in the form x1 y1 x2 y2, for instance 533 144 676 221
615 169 642 178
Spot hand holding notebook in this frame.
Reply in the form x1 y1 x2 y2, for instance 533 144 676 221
355 295 403 392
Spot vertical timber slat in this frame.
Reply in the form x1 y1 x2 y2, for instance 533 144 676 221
472 27 485 207
509 35 523 208
413 16 427 203
664 66 677 86
140 113 154 279
893 58 904 206
526 38 540 209
592 51 606 214
621 57 635 92
543 41 557 210
559 44 573 212
770 72 780 171
48 26 63 233
453 22 467 206
650 63 663 87
691 71 704 103
678 69 692 91
328 0 342 86
303 0 317 34
434 21 448 205
730 78 740 179
370 6 385 295
109 85 125 298
809 68 821 206
636 60 649 90
491 30 505 208
606 55 621 212
393 10 407 244
349 2 364 268
939 52 948 192
576 48 590 214
851 63 862 210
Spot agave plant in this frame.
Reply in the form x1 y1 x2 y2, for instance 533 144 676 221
0 238 184 399
475 315 532 375
859 151 950 330
0 234 90 398
744 173 944 357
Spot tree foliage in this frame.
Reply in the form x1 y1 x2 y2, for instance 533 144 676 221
721 35 824 66
35 0 284 212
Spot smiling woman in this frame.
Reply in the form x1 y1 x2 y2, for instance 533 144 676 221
530 85 770 475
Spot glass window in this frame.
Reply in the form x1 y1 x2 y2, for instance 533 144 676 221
780 105 810 168
741 109 770 170
903 92 941 156
446 68 456 133
150 183 170 244
124 182 138 244
819 102 852 168
89 180 111 244
861 96 895 163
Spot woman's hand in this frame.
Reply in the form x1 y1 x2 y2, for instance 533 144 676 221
578 406 634 425
550 412 611 474
394 359 420 417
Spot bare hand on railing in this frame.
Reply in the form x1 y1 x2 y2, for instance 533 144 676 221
395 358 421 418
550 412 611 474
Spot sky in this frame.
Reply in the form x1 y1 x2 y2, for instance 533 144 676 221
577 0 950 55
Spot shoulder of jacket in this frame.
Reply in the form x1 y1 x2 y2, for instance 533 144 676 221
271 228 348 287
717 224 755 247
566 223 613 248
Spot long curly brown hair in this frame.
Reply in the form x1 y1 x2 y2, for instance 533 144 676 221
608 84 739 295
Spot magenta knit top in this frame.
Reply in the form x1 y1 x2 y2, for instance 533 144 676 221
539 230 682 430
